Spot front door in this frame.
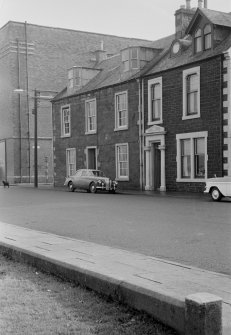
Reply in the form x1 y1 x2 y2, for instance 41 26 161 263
87 148 96 169
153 143 161 190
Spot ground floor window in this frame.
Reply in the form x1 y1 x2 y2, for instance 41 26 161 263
176 132 207 182
115 143 129 180
66 148 76 177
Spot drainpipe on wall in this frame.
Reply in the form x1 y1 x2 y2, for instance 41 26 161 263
16 39 22 183
137 79 144 191
137 78 143 190
141 79 145 189
224 49 231 177
24 21 31 183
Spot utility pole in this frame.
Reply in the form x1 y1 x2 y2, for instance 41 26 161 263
34 89 38 188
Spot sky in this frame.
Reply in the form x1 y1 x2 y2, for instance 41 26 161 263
0 0 230 41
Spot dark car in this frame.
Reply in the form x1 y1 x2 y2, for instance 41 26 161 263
64 169 118 193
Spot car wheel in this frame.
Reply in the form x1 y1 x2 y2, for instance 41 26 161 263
89 182 97 193
68 181 75 192
211 187 222 201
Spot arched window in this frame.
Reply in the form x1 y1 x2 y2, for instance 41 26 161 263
195 28 202 53
204 24 212 50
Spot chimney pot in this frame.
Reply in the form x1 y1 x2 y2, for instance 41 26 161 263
198 0 203 8
204 0 208 8
186 0 191 9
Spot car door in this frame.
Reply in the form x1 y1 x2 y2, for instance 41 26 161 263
72 170 82 188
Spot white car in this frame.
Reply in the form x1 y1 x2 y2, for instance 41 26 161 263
204 177 231 201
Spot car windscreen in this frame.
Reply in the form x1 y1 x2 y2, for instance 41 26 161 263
92 170 105 177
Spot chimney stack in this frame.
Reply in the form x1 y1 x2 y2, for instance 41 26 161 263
175 1 195 39
186 0 191 9
198 0 203 8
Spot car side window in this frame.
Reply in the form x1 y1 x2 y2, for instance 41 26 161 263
81 171 87 177
76 171 82 177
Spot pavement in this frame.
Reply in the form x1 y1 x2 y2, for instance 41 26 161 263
0 220 230 334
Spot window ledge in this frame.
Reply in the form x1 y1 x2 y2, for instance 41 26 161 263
148 120 162 126
85 131 97 135
61 134 71 138
176 178 206 183
114 127 128 132
116 177 129 181
182 114 200 120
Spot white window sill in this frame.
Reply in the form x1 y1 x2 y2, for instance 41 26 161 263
148 119 162 126
114 127 128 132
85 131 97 135
116 177 129 181
61 134 71 138
182 114 200 120
176 178 206 183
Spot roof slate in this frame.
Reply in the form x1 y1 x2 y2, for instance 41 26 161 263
200 8 231 28
53 8 231 101
54 33 174 100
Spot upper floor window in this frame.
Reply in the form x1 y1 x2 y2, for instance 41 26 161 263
204 24 212 50
131 48 139 69
115 91 128 130
68 67 81 89
183 67 200 120
122 47 139 72
85 99 97 134
148 77 162 125
195 28 202 53
61 105 71 137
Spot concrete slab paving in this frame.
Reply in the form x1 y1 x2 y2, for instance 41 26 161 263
0 221 230 334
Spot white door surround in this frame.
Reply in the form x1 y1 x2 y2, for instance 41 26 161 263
144 125 166 191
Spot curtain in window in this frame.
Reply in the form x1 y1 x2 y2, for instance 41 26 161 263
187 74 198 115
151 83 161 121
194 138 205 178
204 24 212 50
67 149 76 176
86 101 96 131
63 108 70 135
117 145 128 177
181 139 191 178
195 28 202 53
116 93 127 127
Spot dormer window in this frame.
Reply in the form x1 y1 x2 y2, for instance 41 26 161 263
195 28 202 53
68 67 81 89
122 47 139 72
204 24 211 50
131 48 139 69
121 46 158 74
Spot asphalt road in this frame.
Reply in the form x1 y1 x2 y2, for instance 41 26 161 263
0 186 230 276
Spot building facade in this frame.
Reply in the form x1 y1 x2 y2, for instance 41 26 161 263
52 1 231 193
0 21 150 184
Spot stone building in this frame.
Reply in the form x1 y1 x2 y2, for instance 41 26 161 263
0 21 150 183
52 1 231 192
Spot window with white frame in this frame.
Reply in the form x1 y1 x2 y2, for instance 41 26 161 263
183 67 200 120
66 148 76 177
115 143 129 180
176 132 207 182
61 105 71 137
204 24 212 50
148 77 162 124
85 98 97 134
194 28 202 53
121 47 139 72
115 91 128 130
